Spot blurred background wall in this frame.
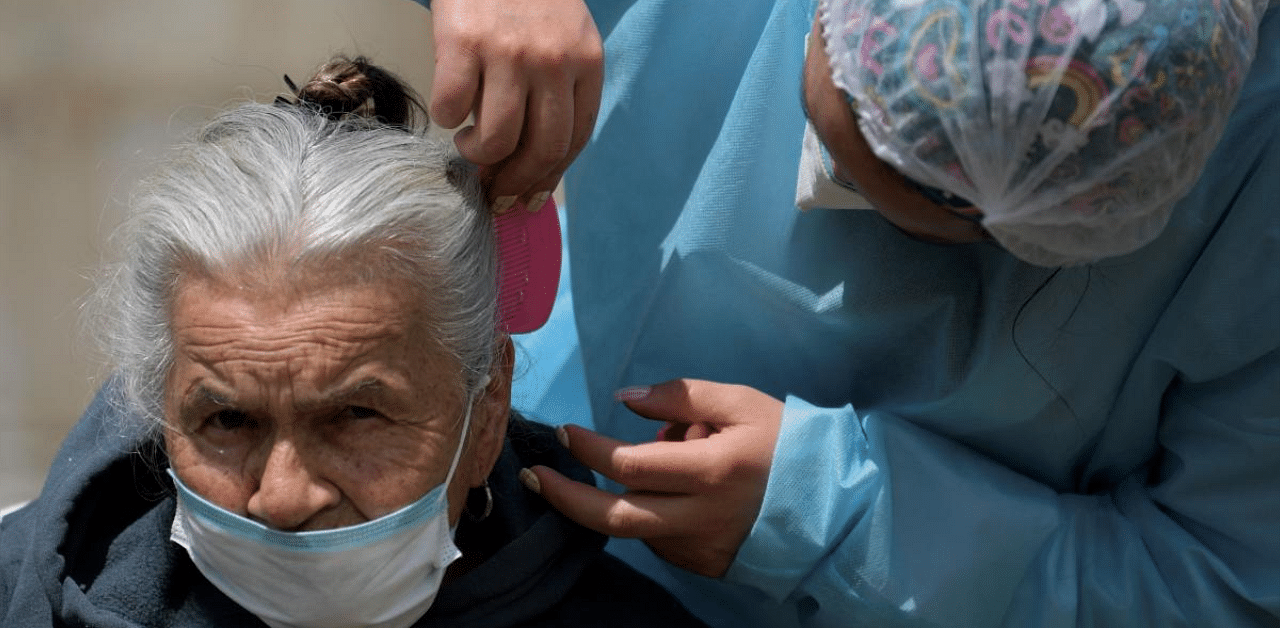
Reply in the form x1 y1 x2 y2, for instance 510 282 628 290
0 0 440 506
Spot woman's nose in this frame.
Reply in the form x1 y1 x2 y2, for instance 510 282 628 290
246 438 340 530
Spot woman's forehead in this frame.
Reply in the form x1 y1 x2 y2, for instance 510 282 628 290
165 274 459 405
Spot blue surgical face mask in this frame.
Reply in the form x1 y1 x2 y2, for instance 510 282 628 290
169 385 483 628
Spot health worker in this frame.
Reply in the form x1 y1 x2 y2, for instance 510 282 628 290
419 0 1280 626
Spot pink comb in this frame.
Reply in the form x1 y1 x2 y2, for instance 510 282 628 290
495 196 562 333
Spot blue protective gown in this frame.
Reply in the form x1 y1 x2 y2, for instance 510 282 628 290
423 1 1280 626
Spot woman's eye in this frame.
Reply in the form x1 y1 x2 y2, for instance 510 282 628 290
209 409 254 431
341 406 382 421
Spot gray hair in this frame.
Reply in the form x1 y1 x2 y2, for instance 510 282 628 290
92 102 499 437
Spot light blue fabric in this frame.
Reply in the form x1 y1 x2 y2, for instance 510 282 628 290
460 0 1280 626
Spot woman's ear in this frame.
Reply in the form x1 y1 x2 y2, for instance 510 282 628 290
465 337 514 488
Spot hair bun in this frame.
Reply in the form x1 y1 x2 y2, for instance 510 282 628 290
288 55 424 129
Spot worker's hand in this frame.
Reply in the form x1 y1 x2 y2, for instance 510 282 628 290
523 379 783 578
428 0 603 213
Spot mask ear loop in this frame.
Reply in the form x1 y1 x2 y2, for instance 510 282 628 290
440 373 492 494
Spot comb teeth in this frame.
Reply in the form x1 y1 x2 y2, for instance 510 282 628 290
494 196 561 333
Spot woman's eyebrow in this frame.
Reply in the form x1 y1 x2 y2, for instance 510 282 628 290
302 377 394 411
185 385 233 409
174 385 236 424
181 379 395 413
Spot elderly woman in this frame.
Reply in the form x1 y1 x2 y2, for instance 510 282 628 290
0 58 705 628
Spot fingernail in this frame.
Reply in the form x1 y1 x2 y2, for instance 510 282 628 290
519 468 541 494
613 385 651 402
528 191 550 212
492 195 517 214
555 426 570 449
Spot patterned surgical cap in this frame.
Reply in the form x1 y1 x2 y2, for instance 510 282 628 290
819 0 1267 265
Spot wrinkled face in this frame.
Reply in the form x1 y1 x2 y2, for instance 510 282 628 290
802 16 989 244
164 271 490 532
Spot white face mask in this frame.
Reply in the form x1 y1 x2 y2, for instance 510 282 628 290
169 392 479 628
794 119 874 212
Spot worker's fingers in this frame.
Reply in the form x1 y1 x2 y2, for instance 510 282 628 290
558 425 727 494
513 51 604 205
428 44 482 130
523 464 702 539
425 0 602 208
567 54 603 159
483 72 575 202
617 379 779 429
452 61 528 169
534 378 783 579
